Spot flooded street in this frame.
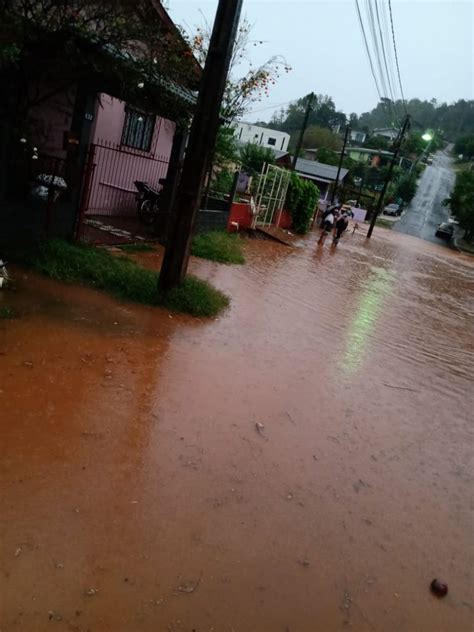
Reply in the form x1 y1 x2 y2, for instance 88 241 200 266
1 229 473 631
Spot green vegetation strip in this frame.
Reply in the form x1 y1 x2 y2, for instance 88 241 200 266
191 231 245 264
32 240 229 317
0 306 17 319
375 218 394 230
117 243 156 253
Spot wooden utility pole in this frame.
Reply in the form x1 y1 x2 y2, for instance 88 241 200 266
291 93 315 170
159 0 243 290
330 124 350 204
367 114 410 239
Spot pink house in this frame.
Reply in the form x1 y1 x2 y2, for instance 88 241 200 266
86 94 177 217
3 0 200 245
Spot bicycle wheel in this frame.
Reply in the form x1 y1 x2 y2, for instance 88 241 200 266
137 199 157 225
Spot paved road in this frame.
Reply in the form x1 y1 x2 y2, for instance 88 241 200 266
395 149 456 244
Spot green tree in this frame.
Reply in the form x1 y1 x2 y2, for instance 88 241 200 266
0 0 197 126
454 134 474 159
396 175 417 203
270 93 346 134
188 17 290 122
315 148 340 166
299 126 342 151
364 135 390 150
240 143 275 176
445 171 474 241
358 98 474 141
214 126 239 169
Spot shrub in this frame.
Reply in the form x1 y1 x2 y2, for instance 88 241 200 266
286 172 319 234
240 143 275 176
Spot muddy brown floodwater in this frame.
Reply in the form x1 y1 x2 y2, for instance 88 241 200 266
1 229 473 632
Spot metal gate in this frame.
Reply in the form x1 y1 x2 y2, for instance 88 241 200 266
252 163 291 228
77 140 170 244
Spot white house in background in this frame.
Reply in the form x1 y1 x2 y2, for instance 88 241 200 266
334 125 367 145
233 121 290 152
372 127 399 141
350 129 367 144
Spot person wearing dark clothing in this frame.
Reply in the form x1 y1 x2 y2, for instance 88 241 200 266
332 213 349 246
318 210 335 245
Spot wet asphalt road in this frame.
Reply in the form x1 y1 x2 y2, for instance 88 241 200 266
395 149 456 244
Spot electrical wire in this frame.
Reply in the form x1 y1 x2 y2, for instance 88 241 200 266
355 0 383 103
388 0 408 114
366 0 391 103
374 0 397 106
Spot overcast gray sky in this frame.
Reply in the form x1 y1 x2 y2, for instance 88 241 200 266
167 0 474 121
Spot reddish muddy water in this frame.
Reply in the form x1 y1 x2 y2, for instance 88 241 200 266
1 229 473 632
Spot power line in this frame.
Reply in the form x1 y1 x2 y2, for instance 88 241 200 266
388 0 408 114
366 0 391 103
379 0 404 123
246 100 294 115
374 0 397 106
355 0 383 103
379 0 398 98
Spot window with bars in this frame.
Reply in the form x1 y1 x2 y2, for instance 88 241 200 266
121 107 155 151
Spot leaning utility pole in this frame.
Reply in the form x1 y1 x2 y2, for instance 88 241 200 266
291 92 315 170
159 0 243 290
330 124 350 204
366 114 410 239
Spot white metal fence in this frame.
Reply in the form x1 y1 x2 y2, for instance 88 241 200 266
252 163 291 228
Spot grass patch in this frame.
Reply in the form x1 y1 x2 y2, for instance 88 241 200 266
30 240 229 317
117 243 156 253
0 306 17 319
375 218 394 230
191 231 245 264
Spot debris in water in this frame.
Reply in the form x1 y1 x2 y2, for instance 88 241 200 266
383 382 419 393
48 611 62 621
14 547 21 557
84 588 98 597
297 559 310 567
177 572 202 594
430 578 448 597
255 422 267 439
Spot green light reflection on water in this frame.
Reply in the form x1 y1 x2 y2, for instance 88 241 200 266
341 267 395 376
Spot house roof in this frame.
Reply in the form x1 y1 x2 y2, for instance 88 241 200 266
348 147 395 157
271 149 290 160
373 127 399 133
295 158 349 183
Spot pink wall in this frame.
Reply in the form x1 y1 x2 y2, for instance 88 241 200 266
87 94 176 216
92 93 175 158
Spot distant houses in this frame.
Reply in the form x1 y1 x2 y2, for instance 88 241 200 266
233 122 290 152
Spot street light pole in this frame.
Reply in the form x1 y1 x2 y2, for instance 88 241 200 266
291 92 315 170
331 124 350 204
367 114 410 239
159 0 243 290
